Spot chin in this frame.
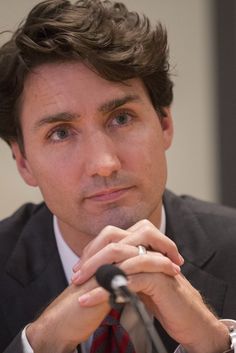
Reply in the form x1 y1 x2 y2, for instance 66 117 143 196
81 209 147 236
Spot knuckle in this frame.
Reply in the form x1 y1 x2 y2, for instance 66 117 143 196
107 242 121 257
101 225 120 243
139 219 154 234
139 219 151 228
102 225 117 235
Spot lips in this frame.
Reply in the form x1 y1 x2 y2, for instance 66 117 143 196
86 186 133 202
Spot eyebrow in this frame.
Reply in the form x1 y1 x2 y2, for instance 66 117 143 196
33 94 141 131
98 94 141 113
33 112 78 131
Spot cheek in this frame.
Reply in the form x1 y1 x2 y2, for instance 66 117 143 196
25 149 79 196
123 131 167 183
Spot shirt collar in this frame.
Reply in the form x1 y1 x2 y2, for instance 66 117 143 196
53 216 79 283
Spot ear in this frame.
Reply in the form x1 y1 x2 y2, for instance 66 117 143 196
11 142 38 187
160 107 174 150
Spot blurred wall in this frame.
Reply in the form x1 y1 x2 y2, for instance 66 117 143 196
0 0 217 219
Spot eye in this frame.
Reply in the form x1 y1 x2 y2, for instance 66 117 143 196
47 125 74 142
109 111 133 127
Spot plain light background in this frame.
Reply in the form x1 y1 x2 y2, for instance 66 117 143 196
0 0 217 219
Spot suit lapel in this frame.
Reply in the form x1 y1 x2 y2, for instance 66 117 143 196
164 190 215 266
1 204 68 337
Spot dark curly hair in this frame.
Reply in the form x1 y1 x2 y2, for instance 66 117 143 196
0 0 173 151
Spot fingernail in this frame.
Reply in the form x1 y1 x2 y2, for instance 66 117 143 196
71 270 81 283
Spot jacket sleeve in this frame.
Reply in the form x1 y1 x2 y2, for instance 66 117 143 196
3 332 24 353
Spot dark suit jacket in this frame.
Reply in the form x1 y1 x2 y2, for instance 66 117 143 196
1 190 236 352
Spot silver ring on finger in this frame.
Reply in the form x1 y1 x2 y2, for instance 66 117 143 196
137 245 147 255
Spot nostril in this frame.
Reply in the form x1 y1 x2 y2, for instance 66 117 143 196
86 153 121 177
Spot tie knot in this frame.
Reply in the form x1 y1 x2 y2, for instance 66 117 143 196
90 306 136 353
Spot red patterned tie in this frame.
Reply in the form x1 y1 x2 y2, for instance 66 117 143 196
90 308 136 353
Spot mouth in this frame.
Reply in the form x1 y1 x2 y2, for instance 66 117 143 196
85 186 134 202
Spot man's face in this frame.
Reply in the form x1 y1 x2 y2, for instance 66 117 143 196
12 62 173 240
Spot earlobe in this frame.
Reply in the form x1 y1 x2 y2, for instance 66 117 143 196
160 108 174 150
11 142 38 187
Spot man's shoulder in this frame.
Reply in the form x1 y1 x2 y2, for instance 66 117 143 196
0 202 47 232
181 194 236 220
165 191 236 285
0 203 48 264
164 190 236 242
165 189 236 220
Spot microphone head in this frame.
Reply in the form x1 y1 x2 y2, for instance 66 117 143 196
95 264 127 293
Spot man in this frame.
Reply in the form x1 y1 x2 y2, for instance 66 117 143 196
0 0 236 352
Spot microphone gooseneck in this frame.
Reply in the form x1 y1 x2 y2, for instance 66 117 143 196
95 264 168 353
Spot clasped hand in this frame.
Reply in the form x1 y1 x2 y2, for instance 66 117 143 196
72 219 229 353
26 219 229 353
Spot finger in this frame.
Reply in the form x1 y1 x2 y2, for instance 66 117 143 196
119 251 181 277
73 225 130 272
122 219 184 266
78 286 109 307
72 242 138 284
78 256 180 308
73 220 183 273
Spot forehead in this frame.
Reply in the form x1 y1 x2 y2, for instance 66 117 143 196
20 62 150 120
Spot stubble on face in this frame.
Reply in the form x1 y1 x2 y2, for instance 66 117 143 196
18 62 171 253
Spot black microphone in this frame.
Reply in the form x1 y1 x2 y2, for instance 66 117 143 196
95 264 168 353
96 264 129 302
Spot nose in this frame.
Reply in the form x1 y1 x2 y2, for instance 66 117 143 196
85 132 121 177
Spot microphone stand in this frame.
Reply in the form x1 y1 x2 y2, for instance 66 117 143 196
110 285 168 353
